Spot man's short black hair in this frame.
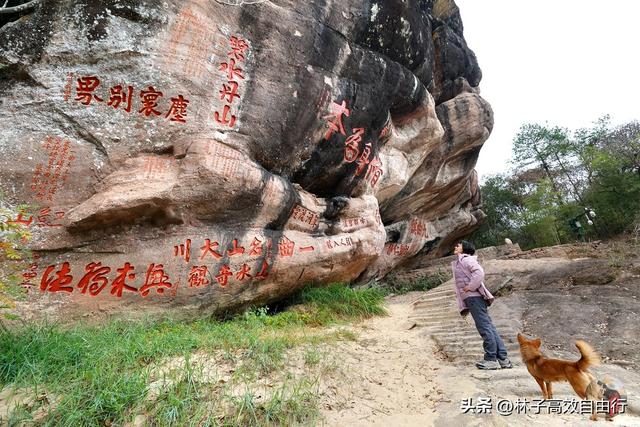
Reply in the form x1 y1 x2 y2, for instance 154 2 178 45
459 240 476 255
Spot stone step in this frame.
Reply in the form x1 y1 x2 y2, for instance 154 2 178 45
434 343 521 358
431 330 490 340
432 333 521 345
428 325 519 333
411 306 457 315
415 319 516 328
432 332 521 346
410 313 458 321
414 293 455 300
425 285 456 298
437 350 522 365
414 302 456 309
414 321 470 330
415 292 456 301
410 311 457 319
412 319 470 328
412 302 457 311
408 314 462 322
422 290 455 298
415 291 455 299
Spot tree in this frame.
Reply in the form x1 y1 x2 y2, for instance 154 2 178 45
513 124 567 202
471 174 524 248
473 118 640 249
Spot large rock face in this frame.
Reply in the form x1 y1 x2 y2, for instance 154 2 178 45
0 0 492 321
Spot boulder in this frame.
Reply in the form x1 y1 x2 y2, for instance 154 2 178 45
0 0 492 321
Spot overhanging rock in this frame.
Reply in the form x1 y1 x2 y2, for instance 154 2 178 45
0 0 493 321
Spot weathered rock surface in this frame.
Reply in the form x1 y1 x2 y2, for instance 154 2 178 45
0 0 492 321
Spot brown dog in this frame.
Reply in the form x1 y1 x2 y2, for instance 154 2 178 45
517 333 600 399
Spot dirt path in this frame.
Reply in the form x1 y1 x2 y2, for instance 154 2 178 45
318 292 443 426
319 292 640 427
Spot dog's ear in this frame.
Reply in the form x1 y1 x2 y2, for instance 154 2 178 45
533 338 541 348
517 333 525 343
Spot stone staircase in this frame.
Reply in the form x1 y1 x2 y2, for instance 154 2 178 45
410 281 521 365
407 273 640 423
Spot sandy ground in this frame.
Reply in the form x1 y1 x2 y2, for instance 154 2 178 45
318 292 442 426
318 292 640 427
2 291 639 426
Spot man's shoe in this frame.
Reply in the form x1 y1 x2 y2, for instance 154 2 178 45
498 358 513 369
475 360 500 370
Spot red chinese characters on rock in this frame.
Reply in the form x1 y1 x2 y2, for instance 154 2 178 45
31 136 76 202
107 85 133 112
143 156 176 179
323 100 350 140
364 156 384 188
75 76 103 104
325 237 354 250
19 253 41 294
72 75 189 123
171 235 315 288
409 218 428 238
110 262 138 297
166 7 218 79
342 217 367 228
174 239 191 263
39 261 179 298
235 264 252 280
344 127 364 163
139 263 173 296
214 35 250 129
354 142 372 176
278 236 295 257
6 208 65 228
254 260 270 280
227 239 245 256
172 236 272 287
199 239 223 260
188 266 210 288
290 204 319 228
165 95 190 123
386 243 410 257
40 262 74 293
194 263 266 288
205 142 246 179
139 86 163 117
321 99 384 188
77 262 110 296
249 237 265 256
63 72 74 101
215 264 233 287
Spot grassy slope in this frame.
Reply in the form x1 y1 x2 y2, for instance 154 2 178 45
0 284 386 426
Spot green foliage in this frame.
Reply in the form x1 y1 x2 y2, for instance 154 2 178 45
471 175 525 248
381 270 450 295
473 117 640 249
0 283 386 425
297 283 387 321
0 195 32 310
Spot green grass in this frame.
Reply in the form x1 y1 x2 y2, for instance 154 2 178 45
381 270 450 295
0 283 385 426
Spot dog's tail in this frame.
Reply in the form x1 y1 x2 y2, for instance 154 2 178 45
574 340 600 372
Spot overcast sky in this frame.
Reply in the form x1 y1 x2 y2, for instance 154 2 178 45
455 0 640 180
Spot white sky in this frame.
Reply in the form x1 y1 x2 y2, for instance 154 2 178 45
456 0 640 180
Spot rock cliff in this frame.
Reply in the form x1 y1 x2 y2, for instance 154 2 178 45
0 0 493 320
